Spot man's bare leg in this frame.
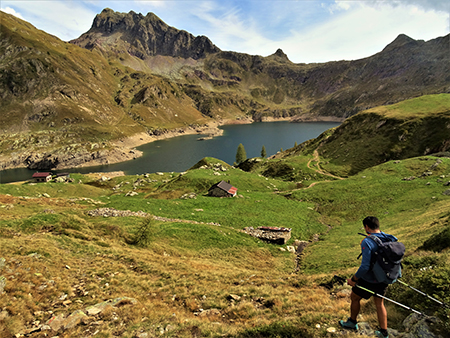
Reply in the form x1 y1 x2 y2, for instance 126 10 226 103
373 296 387 329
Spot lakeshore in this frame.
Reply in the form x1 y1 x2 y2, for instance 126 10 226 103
0 118 342 183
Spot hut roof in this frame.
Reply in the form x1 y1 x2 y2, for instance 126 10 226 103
32 172 51 178
210 180 237 195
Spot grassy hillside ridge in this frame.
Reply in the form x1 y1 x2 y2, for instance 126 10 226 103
0 153 449 337
0 11 210 134
270 94 450 177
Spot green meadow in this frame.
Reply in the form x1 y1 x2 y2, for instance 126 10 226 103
0 153 449 337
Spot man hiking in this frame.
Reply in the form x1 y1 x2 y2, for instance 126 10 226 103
339 216 399 338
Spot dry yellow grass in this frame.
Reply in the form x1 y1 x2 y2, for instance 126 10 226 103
0 224 357 337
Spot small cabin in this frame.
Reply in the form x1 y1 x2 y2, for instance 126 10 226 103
208 180 237 197
32 172 52 183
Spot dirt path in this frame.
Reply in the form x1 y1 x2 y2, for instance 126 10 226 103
276 148 344 193
301 149 344 189
307 149 344 180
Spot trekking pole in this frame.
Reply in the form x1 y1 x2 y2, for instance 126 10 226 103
333 276 426 317
355 285 426 316
398 280 450 309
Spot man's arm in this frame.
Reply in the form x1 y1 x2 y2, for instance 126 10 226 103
348 238 373 285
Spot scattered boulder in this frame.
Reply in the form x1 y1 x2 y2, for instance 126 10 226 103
228 294 241 301
0 276 5 294
402 313 441 338
429 159 442 170
125 191 139 197
180 192 197 199
54 176 65 183
31 297 138 335
196 308 221 317
0 310 8 321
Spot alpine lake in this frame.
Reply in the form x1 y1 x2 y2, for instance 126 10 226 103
0 121 340 183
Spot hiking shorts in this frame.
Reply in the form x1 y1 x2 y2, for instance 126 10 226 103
353 278 388 299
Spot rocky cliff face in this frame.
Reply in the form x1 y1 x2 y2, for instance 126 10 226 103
71 8 220 60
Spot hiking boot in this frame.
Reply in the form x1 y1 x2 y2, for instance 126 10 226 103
375 329 389 338
339 318 358 330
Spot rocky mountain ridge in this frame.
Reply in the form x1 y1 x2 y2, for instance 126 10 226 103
71 8 220 60
71 9 450 120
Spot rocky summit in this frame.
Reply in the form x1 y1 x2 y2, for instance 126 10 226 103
71 8 220 60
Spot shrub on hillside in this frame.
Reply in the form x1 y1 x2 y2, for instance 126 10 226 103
262 162 294 179
419 226 450 252
129 217 155 247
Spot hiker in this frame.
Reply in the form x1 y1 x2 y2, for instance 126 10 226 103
339 216 398 338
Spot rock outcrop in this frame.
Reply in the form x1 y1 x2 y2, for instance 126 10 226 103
19 297 137 336
71 8 221 60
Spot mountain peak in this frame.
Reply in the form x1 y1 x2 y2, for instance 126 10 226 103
268 48 291 62
382 34 417 52
72 8 220 60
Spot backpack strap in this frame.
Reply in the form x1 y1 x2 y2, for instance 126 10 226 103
357 235 381 259
368 234 384 246
367 235 386 270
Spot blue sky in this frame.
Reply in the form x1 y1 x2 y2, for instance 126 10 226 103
1 1 449 63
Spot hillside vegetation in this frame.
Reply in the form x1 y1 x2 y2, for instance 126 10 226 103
1 152 449 337
269 94 450 177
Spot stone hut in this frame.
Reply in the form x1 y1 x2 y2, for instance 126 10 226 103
208 180 237 197
32 172 52 183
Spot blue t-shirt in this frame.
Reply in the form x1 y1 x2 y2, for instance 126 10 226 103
355 232 398 283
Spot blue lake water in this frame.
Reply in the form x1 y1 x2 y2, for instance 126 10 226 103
0 121 340 183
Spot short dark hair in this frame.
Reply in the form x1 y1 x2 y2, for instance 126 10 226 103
363 216 380 230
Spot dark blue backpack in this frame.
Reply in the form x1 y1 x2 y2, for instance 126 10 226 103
368 235 405 284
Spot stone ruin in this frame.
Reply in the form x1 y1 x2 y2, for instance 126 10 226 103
242 226 291 244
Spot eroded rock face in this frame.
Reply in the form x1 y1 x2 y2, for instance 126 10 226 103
71 8 221 60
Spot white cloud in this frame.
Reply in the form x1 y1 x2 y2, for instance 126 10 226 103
384 0 449 13
134 0 167 8
327 0 353 13
1 6 24 20
2 1 96 41
228 1 447 63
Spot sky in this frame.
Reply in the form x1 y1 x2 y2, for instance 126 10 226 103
1 0 449 63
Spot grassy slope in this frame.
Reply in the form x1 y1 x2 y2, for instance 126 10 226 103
278 94 450 177
0 154 449 337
